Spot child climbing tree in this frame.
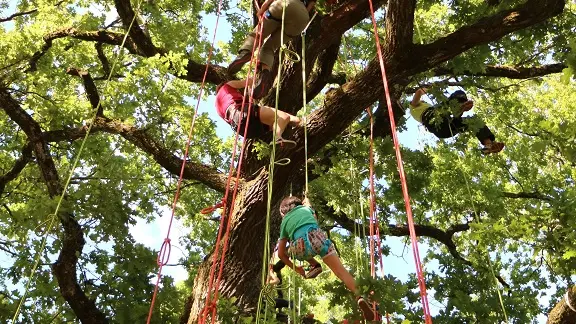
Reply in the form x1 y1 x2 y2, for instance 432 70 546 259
0 0 574 323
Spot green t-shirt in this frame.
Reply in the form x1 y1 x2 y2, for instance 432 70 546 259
409 101 431 123
279 206 317 240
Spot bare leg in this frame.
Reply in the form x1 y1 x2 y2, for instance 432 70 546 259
323 254 375 320
306 258 320 267
322 254 357 294
482 138 493 146
259 105 299 139
289 114 301 127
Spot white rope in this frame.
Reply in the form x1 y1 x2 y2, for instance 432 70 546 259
565 290 576 312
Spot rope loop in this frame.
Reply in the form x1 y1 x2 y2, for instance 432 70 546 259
274 158 291 166
566 290 576 313
201 199 225 214
157 238 172 266
281 45 301 62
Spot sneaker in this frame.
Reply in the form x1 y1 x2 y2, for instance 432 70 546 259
253 67 273 99
481 141 505 155
357 297 375 321
276 312 288 323
305 264 323 279
228 50 252 75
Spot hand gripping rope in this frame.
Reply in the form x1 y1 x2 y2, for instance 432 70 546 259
365 1 433 322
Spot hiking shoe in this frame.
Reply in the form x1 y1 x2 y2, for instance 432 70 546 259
253 67 273 99
481 141 505 155
305 264 323 279
228 50 252 75
276 312 288 323
357 297 375 321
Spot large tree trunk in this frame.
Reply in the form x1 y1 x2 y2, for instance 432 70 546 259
547 286 576 324
186 169 296 323
178 0 567 322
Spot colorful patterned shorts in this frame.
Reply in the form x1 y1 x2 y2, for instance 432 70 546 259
289 225 337 261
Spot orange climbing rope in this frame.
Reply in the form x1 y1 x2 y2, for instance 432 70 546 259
145 0 227 322
199 8 267 324
365 1 433 323
339 36 388 323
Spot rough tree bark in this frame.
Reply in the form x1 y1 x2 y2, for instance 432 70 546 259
182 0 567 322
547 286 576 324
0 86 109 324
4 0 567 322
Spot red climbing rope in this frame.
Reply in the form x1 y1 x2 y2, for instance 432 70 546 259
199 12 266 324
367 108 389 323
340 38 389 323
365 1 432 323
367 108 377 279
145 0 227 322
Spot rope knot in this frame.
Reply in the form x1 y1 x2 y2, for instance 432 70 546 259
201 199 225 214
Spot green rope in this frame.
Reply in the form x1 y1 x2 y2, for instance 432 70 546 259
447 122 509 323
302 27 309 197
341 35 369 274
414 20 424 45
419 89 509 322
257 0 298 320
11 4 142 322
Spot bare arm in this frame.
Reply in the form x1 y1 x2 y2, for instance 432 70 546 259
278 239 305 276
226 78 254 89
277 239 294 269
411 88 427 106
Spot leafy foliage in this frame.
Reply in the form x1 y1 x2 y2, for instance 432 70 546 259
0 0 575 323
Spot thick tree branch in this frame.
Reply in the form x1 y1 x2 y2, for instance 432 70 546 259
30 27 228 84
548 286 576 324
411 0 566 75
384 0 416 55
42 120 229 193
0 143 33 197
95 43 111 77
0 86 108 324
502 191 552 201
27 28 141 72
66 68 104 116
113 0 158 56
306 41 343 102
321 201 472 264
324 203 513 289
433 63 567 79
